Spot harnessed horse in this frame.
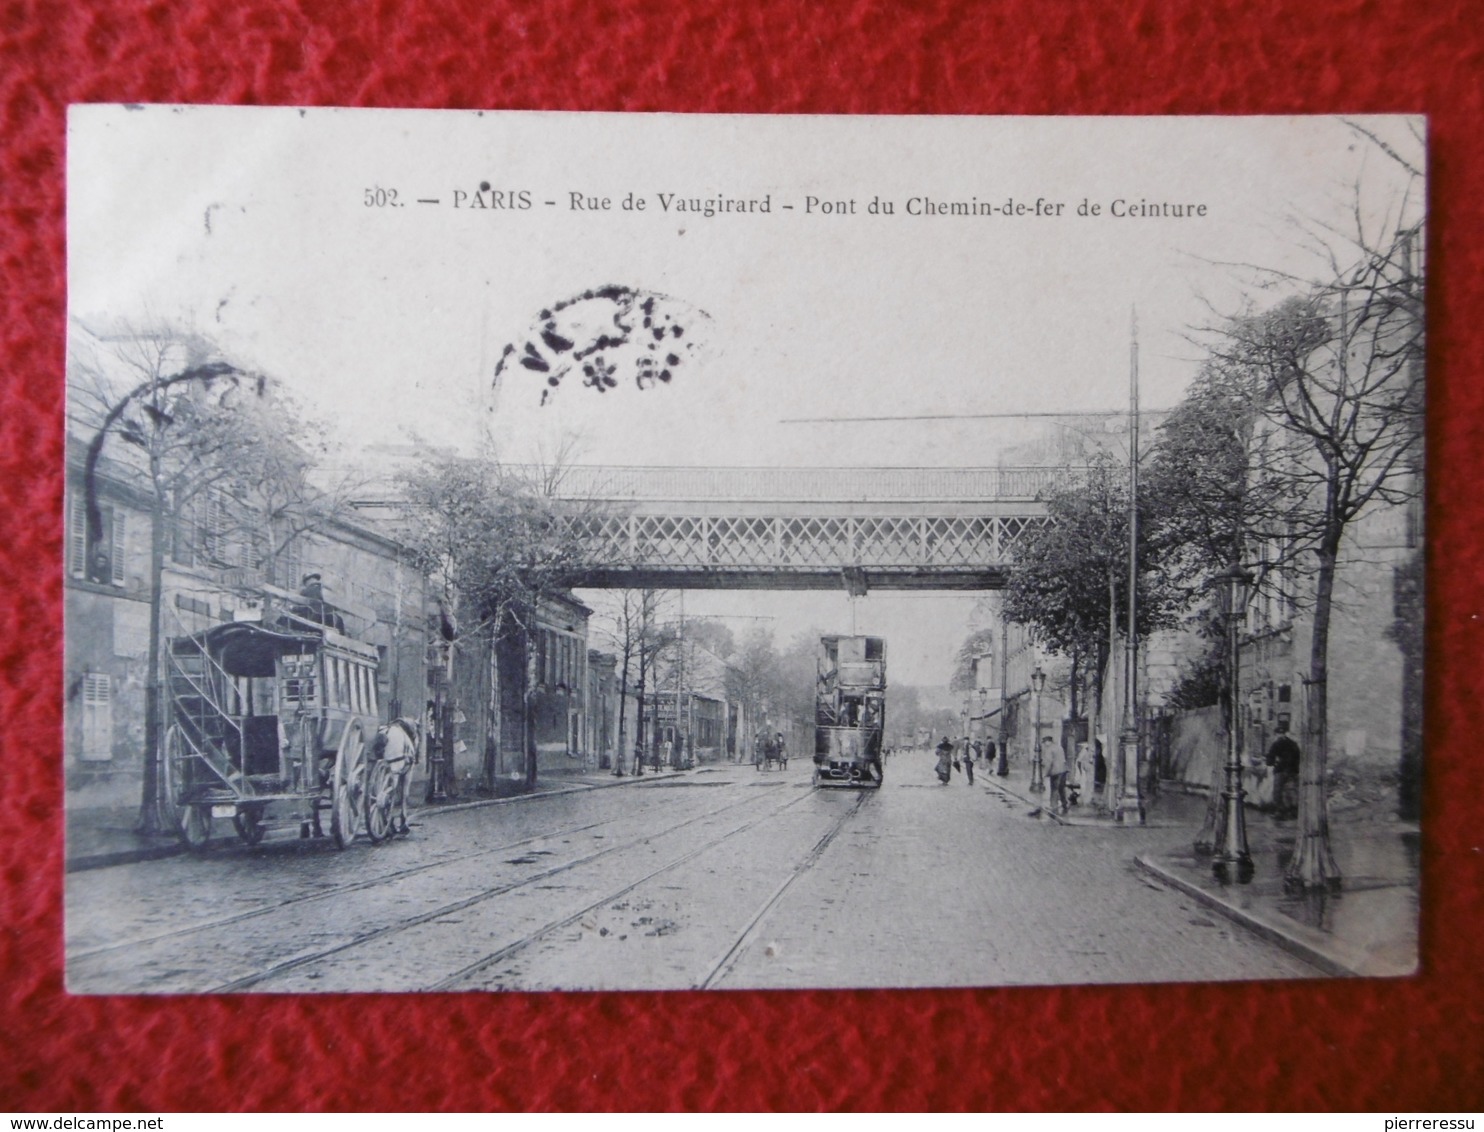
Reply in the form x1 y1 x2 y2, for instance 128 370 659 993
369 717 419 839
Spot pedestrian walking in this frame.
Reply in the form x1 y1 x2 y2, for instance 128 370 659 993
963 740 976 785
1265 720 1301 819
1043 736 1068 815
1070 740 1092 807
935 736 954 784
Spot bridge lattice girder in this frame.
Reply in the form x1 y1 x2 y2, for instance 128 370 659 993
545 465 1061 590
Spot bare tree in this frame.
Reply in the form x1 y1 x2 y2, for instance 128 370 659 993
591 588 672 774
69 321 335 833
1208 233 1422 890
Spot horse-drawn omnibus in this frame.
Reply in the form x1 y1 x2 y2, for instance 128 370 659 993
162 595 416 851
812 635 886 788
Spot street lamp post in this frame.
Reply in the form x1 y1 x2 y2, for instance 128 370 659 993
1030 665 1046 796
998 610 1011 776
1116 310 1146 826
1214 564 1256 884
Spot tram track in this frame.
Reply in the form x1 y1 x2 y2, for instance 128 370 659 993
434 788 872 993
68 778 775 966
696 789 867 988
206 781 801 993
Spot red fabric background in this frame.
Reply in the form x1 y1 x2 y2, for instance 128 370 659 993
3 0 1481 1112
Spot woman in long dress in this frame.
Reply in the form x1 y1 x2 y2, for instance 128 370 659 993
934 736 954 784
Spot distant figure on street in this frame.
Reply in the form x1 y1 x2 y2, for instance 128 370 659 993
935 736 954 784
1070 741 1092 807
633 744 645 776
1265 721 1301 819
963 740 976 785
774 731 787 770
754 732 766 771
1043 736 1068 815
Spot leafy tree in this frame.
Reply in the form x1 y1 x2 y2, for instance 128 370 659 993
1003 453 1184 733
949 627 997 693
396 453 597 789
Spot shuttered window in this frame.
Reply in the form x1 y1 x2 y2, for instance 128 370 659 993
80 673 113 761
68 496 126 586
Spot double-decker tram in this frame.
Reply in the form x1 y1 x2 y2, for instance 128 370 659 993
812 635 886 788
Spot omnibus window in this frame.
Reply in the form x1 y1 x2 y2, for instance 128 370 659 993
281 655 317 704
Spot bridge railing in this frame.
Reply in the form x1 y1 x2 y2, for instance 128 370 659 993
531 465 1077 503
559 512 1049 570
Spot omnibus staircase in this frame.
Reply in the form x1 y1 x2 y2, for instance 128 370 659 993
165 605 253 801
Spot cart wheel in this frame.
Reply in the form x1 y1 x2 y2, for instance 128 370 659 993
160 725 189 835
181 804 213 851
331 720 368 849
233 804 267 847
365 758 394 844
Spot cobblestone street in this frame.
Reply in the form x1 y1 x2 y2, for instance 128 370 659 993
67 750 1323 993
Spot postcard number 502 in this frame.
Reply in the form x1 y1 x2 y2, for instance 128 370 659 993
364 187 402 207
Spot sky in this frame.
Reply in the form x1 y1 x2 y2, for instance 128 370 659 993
67 108 1423 685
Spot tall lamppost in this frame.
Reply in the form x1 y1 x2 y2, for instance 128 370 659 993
997 610 1011 776
1115 310 1146 826
1030 665 1046 796
1214 564 1256 884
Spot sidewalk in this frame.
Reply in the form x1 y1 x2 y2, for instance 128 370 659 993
985 773 1420 979
65 761 704 873
1136 807 1420 979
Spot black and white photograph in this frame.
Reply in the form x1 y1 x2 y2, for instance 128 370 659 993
63 108 1423 993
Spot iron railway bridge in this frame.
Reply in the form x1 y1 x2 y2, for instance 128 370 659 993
544 465 1062 591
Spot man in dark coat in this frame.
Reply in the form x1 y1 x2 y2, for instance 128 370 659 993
1265 720 1301 819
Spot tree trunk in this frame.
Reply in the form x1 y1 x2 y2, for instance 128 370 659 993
522 627 538 791
135 491 170 835
1102 569 1119 811
615 632 631 775
1286 532 1343 891
483 622 499 793
1195 604 1232 856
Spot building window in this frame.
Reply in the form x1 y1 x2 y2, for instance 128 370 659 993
69 495 125 586
81 673 113 761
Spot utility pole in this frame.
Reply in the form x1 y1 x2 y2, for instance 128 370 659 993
1117 307 1146 824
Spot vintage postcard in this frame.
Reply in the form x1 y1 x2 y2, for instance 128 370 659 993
64 108 1423 992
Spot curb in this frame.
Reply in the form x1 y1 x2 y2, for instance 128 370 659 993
64 765 703 873
1134 853 1362 978
983 778 1069 824
66 842 185 874
414 764 701 818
